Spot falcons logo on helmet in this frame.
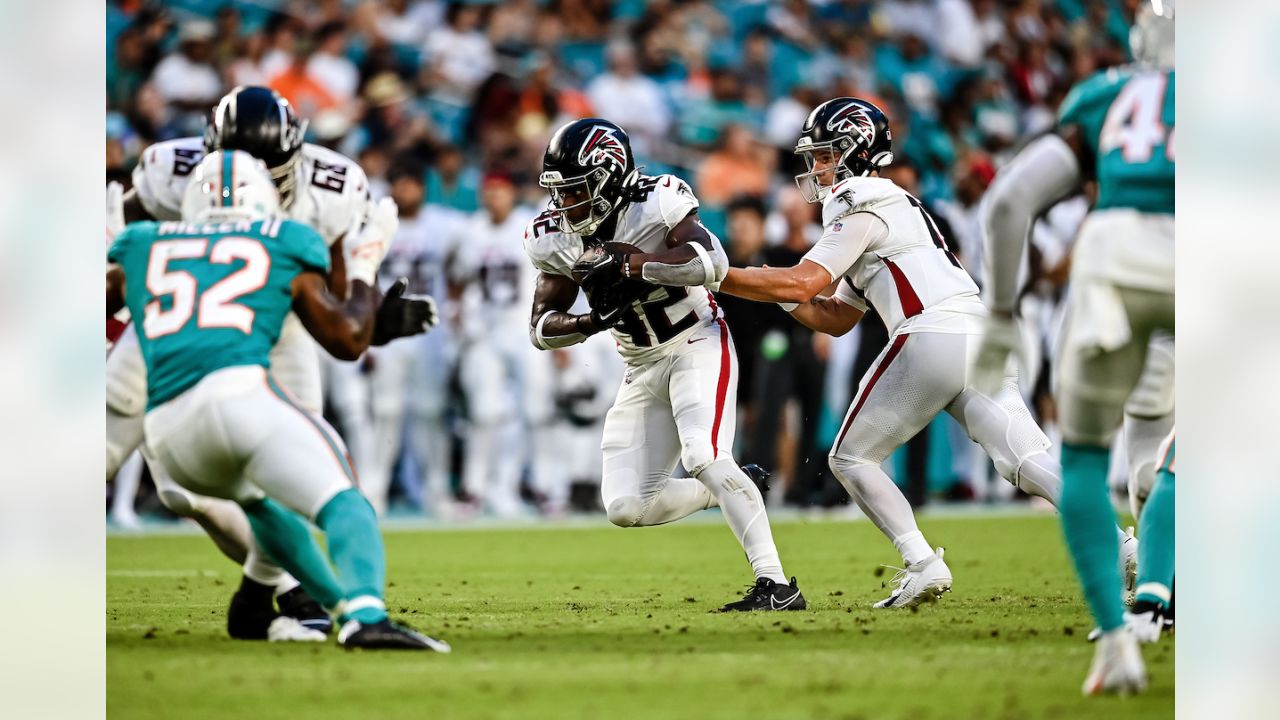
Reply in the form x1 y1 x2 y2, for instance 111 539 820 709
577 125 627 169
826 103 875 144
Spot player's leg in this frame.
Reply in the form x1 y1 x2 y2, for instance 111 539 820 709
600 363 716 528
105 323 147 482
668 322 804 611
828 332 958 608
1128 430 1175 643
365 345 413 516
247 372 448 650
1122 332 1175 518
405 331 457 517
108 450 143 529
458 339 512 513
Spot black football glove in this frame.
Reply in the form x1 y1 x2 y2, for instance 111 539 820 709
371 277 439 346
585 278 650 330
577 248 629 289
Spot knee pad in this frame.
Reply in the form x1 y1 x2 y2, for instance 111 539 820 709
157 484 204 518
828 454 873 496
605 496 644 528
679 438 716 479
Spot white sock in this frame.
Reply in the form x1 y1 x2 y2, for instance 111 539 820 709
831 457 928 564
111 451 143 519
697 460 787 584
892 530 934 566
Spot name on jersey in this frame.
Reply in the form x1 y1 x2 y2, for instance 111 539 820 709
157 219 257 236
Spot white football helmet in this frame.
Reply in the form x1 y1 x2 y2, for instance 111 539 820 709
180 149 281 223
1130 0 1174 69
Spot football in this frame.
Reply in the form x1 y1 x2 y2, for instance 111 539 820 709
571 241 645 285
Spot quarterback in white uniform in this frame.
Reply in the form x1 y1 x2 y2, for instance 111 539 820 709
452 174 545 517
719 98 1135 609
105 86 431 638
525 119 805 611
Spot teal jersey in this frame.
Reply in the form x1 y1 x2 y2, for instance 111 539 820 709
1058 66 1174 215
108 217 329 409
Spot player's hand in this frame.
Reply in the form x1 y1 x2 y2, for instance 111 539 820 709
372 277 439 345
970 313 1023 396
578 249 628 290
346 198 398 286
106 181 125 243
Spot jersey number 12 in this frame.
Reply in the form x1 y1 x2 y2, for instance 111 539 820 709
143 238 271 339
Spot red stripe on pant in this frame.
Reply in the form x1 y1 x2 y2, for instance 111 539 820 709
710 318 731 458
883 258 923 318
834 333 909 449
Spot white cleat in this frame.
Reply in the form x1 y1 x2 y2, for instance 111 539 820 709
873 547 953 609
1120 527 1139 606
267 616 328 643
1083 627 1147 696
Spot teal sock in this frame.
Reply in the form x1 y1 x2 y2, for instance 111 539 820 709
242 498 344 609
1135 458 1175 608
316 489 388 624
1060 443 1124 632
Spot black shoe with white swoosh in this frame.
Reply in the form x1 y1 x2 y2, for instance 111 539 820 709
718 576 807 612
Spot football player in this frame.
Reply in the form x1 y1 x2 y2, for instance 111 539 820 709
452 174 544 517
716 97 1135 609
105 86 432 638
106 150 446 650
524 118 805 611
972 0 1175 695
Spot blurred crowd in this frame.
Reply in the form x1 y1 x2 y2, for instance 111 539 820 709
106 0 1141 523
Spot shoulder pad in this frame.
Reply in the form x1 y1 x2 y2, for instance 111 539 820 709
1058 68 1133 128
132 137 205 221
277 218 330 273
523 210 577 276
629 174 699 230
821 176 901 226
297 145 369 244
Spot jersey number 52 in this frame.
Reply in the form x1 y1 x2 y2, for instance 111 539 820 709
143 238 271 338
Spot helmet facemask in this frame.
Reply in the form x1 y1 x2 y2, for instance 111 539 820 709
793 136 855 204
539 165 617 236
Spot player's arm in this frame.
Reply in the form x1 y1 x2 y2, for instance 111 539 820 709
291 272 378 361
787 293 865 337
120 188 154 224
720 212 885 304
528 271 606 350
106 265 126 317
981 132 1083 316
625 210 728 287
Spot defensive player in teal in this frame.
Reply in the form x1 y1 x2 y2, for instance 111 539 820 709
1129 428 1174 642
971 0 1174 696
105 150 448 651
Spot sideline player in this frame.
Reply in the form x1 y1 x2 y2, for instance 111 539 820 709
105 86 421 637
524 118 805 611
716 97 1135 609
106 151 446 650
972 0 1174 695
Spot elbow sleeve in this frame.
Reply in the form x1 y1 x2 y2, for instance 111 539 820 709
531 311 588 350
982 134 1082 313
641 231 729 288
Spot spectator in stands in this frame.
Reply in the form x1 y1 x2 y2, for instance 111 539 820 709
423 1 496 103
427 144 480 213
586 41 670 159
150 21 222 113
308 21 360 104
695 124 770 208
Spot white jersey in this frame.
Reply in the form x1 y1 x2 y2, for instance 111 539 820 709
132 137 368 247
380 205 465 299
803 176 987 337
453 205 538 341
524 174 716 365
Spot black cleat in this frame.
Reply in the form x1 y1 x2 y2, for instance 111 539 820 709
338 619 452 652
719 576 807 612
741 464 771 493
227 576 279 640
276 586 333 636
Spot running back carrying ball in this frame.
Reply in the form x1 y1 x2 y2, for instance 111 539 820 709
572 241 654 318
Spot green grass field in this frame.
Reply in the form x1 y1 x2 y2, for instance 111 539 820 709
107 513 1172 719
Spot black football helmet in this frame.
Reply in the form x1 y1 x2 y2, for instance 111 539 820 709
793 97 894 203
539 118 638 236
204 86 308 205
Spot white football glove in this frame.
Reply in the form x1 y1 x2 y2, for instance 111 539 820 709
346 197 399 286
106 181 125 244
969 313 1024 396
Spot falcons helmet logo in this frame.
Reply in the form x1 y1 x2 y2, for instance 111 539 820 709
826 102 876 144
577 125 628 169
